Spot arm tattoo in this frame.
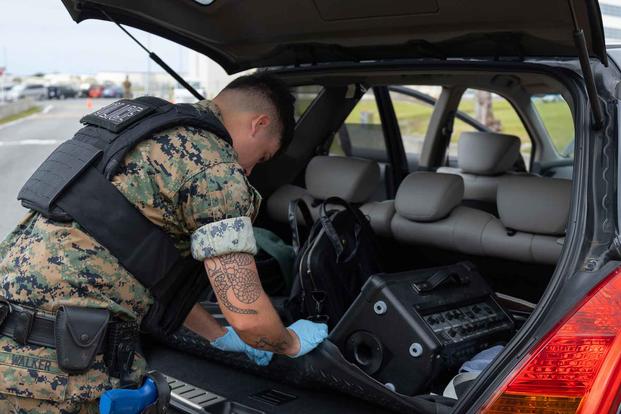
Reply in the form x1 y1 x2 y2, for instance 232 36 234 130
253 336 289 354
207 253 261 315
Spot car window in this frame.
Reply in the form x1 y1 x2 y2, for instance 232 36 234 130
451 117 479 144
290 85 323 122
330 89 386 160
450 89 532 165
390 87 438 157
531 94 574 158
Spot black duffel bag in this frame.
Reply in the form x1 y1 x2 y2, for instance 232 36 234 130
285 197 384 329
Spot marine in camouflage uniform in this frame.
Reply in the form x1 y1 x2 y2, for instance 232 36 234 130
0 100 261 413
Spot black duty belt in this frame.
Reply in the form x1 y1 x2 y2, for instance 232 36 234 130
0 301 103 351
0 300 139 379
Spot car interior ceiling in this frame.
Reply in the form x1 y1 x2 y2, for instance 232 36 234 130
145 68 575 414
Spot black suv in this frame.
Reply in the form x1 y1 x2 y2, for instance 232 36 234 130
59 1 621 413
48 85 78 99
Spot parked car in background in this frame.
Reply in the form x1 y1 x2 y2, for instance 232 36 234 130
87 84 104 98
172 80 206 103
79 82 92 98
48 85 78 99
7 84 48 101
0 85 13 102
102 85 123 98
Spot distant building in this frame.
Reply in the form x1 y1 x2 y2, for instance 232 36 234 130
601 0 621 43
187 51 251 98
43 73 82 86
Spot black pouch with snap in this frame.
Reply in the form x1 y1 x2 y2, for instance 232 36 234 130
54 306 110 374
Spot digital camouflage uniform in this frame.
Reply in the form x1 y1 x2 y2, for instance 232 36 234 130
0 101 261 413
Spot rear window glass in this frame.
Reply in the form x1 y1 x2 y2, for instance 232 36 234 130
531 94 574 158
331 89 386 160
451 89 532 163
291 85 323 121
390 86 439 157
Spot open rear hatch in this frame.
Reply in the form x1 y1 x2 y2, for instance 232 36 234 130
60 0 606 73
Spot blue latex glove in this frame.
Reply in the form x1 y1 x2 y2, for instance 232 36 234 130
287 319 328 358
210 327 273 366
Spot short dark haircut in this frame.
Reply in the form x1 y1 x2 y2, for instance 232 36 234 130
224 72 296 156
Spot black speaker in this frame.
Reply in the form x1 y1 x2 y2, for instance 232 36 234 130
329 262 514 395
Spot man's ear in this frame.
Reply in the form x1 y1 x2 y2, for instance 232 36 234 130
250 114 272 138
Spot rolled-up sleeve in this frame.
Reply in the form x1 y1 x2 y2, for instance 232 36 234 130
178 162 262 261
190 216 257 260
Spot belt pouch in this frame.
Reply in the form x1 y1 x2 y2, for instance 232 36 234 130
54 306 110 374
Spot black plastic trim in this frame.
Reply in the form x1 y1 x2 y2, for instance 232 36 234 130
373 86 408 196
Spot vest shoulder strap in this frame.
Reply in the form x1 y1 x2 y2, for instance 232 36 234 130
79 97 232 178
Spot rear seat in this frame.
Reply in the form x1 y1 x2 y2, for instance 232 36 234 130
437 131 523 214
391 172 495 255
267 155 395 237
483 175 571 264
391 172 571 265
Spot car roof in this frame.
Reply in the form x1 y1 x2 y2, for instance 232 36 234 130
60 0 606 74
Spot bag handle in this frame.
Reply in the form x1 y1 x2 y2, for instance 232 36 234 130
411 270 471 294
320 197 369 225
288 198 314 254
318 197 368 261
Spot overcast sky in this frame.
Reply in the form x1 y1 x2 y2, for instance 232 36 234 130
1 1 190 76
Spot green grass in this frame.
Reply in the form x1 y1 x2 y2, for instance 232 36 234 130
532 100 574 152
0 106 42 125
342 97 573 155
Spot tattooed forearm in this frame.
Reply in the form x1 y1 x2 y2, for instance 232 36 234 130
220 254 254 267
253 336 289 354
206 253 261 315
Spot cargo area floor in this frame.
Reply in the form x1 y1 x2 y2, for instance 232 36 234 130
147 344 394 414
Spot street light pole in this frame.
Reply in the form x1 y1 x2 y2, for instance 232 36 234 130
0 47 6 102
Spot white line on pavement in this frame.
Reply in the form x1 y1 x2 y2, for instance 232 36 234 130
0 139 60 146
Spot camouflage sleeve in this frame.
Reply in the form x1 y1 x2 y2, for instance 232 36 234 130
179 162 262 261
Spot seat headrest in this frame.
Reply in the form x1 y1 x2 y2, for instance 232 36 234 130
305 156 380 203
395 172 464 222
458 132 521 175
497 176 571 236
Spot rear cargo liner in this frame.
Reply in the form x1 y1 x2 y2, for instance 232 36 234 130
167 375 265 414
148 328 455 414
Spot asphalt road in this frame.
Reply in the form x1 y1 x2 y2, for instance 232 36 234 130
0 98 115 237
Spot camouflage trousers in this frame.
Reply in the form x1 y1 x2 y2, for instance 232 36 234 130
0 393 98 414
0 336 147 413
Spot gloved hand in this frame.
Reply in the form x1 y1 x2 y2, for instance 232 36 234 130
210 327 273 366
287 319 328 358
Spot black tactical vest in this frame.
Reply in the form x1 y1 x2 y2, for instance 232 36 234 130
18 96 232 336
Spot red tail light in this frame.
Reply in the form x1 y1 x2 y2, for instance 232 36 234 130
481 267 621 414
